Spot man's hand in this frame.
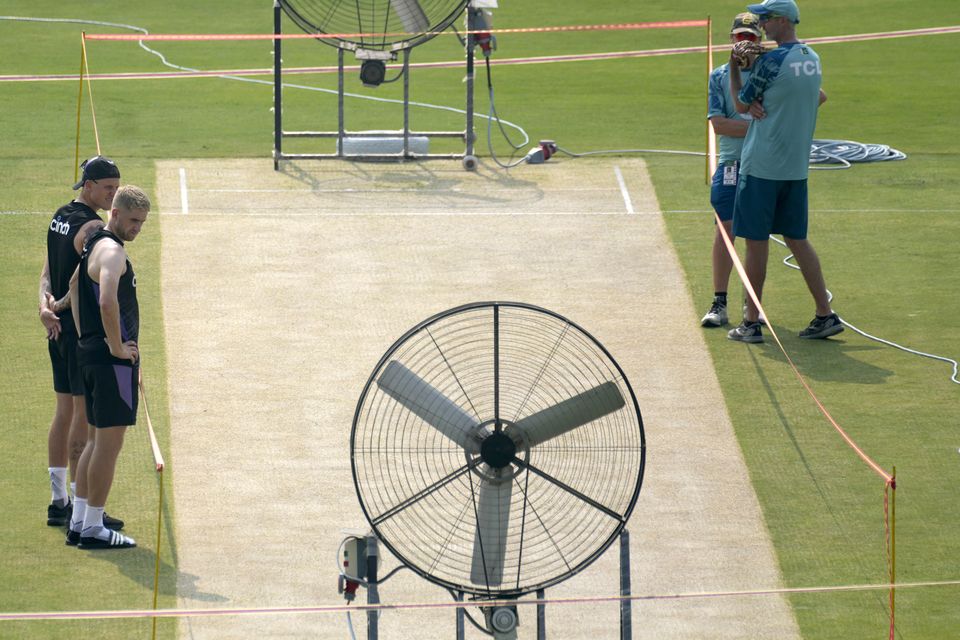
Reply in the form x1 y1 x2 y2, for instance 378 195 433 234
731 40 764 68
40 292 62 340
109 339 139 365
748 99 766 120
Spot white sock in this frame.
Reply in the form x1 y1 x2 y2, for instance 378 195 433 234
70 482 77 501
49 467 68 505
70 498 87 532
82 505 106 539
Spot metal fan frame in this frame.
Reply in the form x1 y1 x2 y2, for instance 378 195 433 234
277 0 468 53
350 301 646 598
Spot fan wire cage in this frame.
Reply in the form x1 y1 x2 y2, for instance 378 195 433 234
351 302 645 598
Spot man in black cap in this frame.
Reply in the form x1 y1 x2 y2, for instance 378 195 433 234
39 156 124 533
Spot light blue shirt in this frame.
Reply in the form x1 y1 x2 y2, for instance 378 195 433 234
707 63 753 165
739 42 822 180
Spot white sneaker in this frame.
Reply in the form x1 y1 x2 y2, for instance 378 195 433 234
701 300 729 327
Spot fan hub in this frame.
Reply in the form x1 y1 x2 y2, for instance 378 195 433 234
480 430 516 469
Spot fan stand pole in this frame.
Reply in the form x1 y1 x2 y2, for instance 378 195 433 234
337 47 345 157
272 0 282 170
536 589 546 640
403 48 411 157
366 536 380 640
456 591 465 639
619 528 632 640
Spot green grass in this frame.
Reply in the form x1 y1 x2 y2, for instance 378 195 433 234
1 1 958 638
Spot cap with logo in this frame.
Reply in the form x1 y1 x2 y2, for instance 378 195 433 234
730 12 762 37
746 0 800 24
72 156 121 190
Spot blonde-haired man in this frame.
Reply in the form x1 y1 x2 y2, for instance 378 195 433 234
67 185 150 549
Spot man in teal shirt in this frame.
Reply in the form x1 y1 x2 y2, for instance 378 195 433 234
727 0 841 343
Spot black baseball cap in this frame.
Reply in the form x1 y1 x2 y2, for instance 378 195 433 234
72 155 121 190
731 12 762 37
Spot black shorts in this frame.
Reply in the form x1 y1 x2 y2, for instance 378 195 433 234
81 363 138 428
48 332 83 395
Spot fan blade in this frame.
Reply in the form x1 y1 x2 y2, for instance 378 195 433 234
513 381 625 448
389 0 430 34
376 361 480 453
470 477 512 587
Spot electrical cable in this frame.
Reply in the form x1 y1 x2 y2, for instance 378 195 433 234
2 16 531 145
482 55 530 169
770 235 959 385
558 145 706 158
345 609 358 640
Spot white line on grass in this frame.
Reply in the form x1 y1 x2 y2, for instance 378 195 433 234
157 210 633 217
179 167 190 214
613 166 635 214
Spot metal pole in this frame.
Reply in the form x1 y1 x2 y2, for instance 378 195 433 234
464 7 475 158
620 529 632 640
456 591 465 640
337 47 345 158
273 0 282 170
536 589 546 640
366 536 379 640
402 48 411 157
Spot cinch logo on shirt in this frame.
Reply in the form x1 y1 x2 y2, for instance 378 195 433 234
789 60 822 77
50 217 70 235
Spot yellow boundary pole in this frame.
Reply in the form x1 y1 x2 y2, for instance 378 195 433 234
74 33 86 182
706 16 714 184
890 468 897 639
79 33 102 156
152 470 164 640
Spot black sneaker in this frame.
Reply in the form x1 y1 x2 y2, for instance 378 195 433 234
103 512 124 531
47 500 72 527
799 313 844 339
727 320 764 343
701 300 729 327
78 530 136 550
65 528 81 546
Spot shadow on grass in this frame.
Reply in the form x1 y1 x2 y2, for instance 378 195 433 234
753 325 893 384
76 544 227 604
744 345 892 614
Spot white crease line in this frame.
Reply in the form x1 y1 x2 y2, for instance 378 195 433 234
613 165 635 214
179 167 189 215
157 210 636 217
189 187 629 194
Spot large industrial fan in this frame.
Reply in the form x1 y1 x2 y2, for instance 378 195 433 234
273 0 488 167
350 302 645 637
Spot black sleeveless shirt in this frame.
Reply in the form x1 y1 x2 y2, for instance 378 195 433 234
46 201 103 334
77 229 140 366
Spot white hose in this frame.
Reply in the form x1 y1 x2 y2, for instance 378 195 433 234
770 236 958 385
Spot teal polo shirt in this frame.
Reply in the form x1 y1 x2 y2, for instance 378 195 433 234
738 42 822 180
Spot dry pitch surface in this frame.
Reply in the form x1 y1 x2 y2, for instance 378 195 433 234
156 158 799 639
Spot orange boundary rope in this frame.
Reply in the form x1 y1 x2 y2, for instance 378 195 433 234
715 216 897 634
2 578 957 622
83 20 708 41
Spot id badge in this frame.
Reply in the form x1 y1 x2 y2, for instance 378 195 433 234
723 162 739 186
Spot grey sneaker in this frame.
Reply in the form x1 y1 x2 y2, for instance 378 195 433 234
799 313 844 339
701 300 729 327
728 320 764 343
